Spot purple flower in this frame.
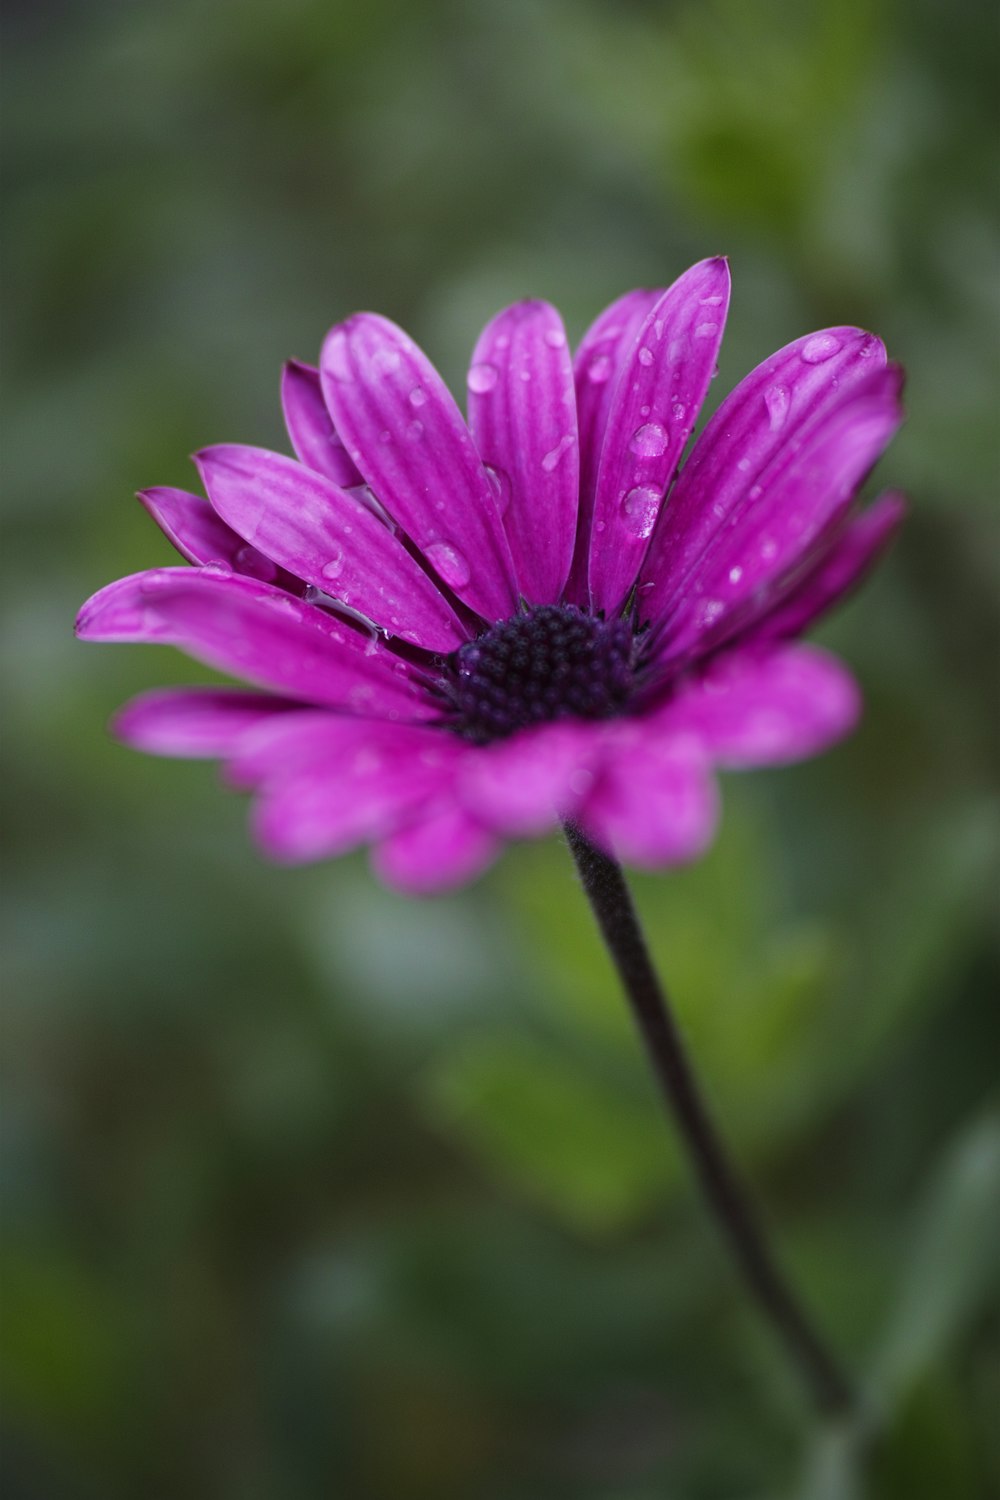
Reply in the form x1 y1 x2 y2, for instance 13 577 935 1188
77 260 904 893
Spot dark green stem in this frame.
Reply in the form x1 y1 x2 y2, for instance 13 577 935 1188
564 822 854 1419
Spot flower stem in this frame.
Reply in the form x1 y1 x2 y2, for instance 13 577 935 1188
563 822 855 1419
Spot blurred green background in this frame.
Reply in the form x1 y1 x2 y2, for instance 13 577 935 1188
3 0 998 1495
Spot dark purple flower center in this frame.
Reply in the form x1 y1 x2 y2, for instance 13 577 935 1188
438 604 638 745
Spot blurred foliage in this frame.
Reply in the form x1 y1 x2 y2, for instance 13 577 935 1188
2 0 998 1495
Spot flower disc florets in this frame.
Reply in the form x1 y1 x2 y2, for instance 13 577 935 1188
439 604 639 744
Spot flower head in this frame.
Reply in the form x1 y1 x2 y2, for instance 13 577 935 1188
77 260 904 892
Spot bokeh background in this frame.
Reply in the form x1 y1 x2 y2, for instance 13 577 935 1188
3 0 998 1495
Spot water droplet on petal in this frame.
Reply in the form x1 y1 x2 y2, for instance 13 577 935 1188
322 546 346 581
586 354 612 384
371 346 402 375
201 560 233 579
544 326 567 349
484 464 511 514
728 565 743 585
621 485 662 538
407 419 424 440
699 598 724 627
801 333 842 364
629 422 669 458
760 537 778 561
541 434 575 472
638 346 654 367
425 540 471 589
467 362 498 394
695 321 718 338
671 401 686 421
409 386 427 407
700 293 724 307
764 384 790 431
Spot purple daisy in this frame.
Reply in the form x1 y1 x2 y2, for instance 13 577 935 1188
77 259 904 894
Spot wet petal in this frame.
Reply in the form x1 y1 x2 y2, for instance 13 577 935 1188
281 360 363 488
112 686 298 757
749 492 906 641
76 567 431 718
577 729 718 868
566 288 663 603
196 444 468 652
467 300 578 604
249 722 458 863
639 324 889 626
458 720 605 835
656 643 861 766
139 486 299 589
371 803 499 894
588 258 731 616
656 366 904 665
321 313 517 621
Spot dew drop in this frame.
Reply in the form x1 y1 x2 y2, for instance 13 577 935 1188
695 321 718 338
586 353 612 384
760 537 778 561
484 465 510 515
700 293 724 307
638 346 654 367
425 540 471 589
544 326 567 349
371 346 402 376
801 332 842 365
407 419 425 440
672 401 686 421
629 422 669 458
321 545 346 581
467 362 498 394
764 384 790 431
200 560 233 579
621 485 662 539
541 433 575 472
728 565 743 585
699 598 724 627
408 386 427 407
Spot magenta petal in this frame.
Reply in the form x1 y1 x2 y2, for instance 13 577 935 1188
371 803 499 894
76 567 432 718
750 492 906 641
458 720 605 835
577 729 718 868
196 445 467 652
320 313 517 621
281 360 363 488
566 287 663 603
640 325 889 626
657 367 904 665
657 644 861 766
588 258 731 616
113 686 298 757
249 723 458 863
467 300 578 604
139 487 297 588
